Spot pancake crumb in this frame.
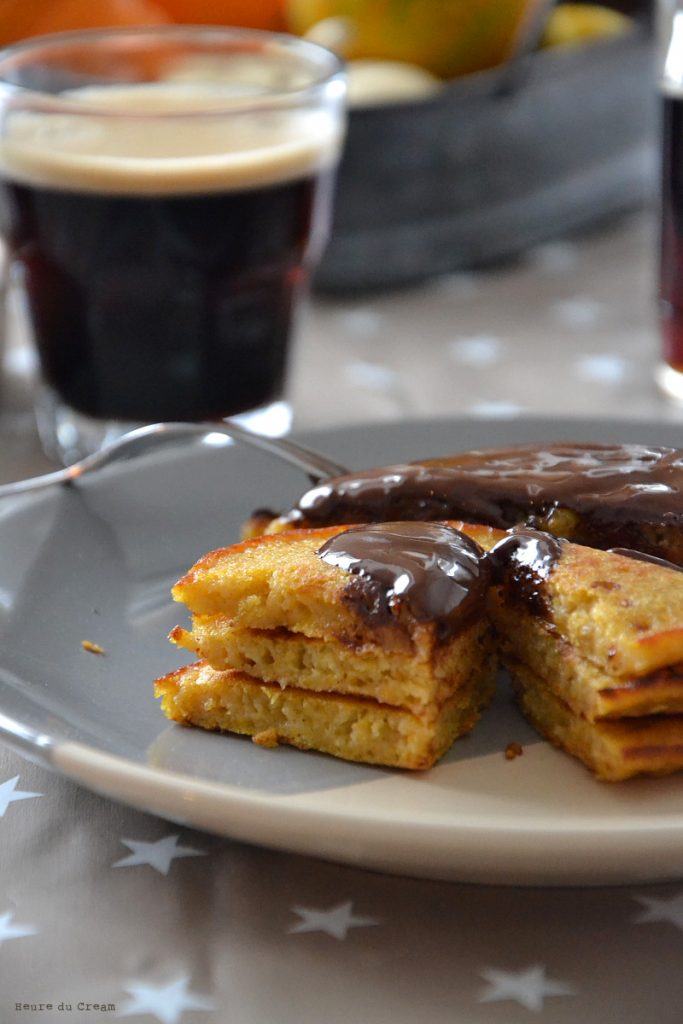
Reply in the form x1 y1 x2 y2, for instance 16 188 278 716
81 640 105 656
252 728 279 749
505 741 523 760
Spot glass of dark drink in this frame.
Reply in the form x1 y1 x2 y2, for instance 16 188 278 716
0 27 346 462
659 3 683 402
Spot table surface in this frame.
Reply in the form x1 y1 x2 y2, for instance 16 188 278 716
2 209 683 1024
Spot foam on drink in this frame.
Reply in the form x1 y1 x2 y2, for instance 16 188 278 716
0 81 343 195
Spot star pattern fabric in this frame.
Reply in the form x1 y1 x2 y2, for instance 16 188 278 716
478 964 576 1012
0 775 41 817
288 900 379 940
0 911 37 945
633 892 683 932
112 835 205 875
118 975 214 1024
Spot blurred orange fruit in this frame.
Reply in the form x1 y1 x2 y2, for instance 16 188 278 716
154 0 286 30
285 0 535 79
0 0 172 46
0 0 286 49
33 0 172 33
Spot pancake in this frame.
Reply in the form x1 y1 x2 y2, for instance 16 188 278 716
170 618 492 715
488 529 683 779
161 521 497 769
154 660 496 771
492 599 683 721
488 532 683 691
511 664 683 782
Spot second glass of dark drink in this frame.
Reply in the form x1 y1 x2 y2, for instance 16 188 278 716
0 26 346 461
659 3 683 402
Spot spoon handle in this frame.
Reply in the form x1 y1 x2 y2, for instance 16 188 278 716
0 420 348 499
186 421 349 482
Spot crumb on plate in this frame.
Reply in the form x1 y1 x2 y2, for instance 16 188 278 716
252 727 280 749
505 741 524 761
81 640 105 656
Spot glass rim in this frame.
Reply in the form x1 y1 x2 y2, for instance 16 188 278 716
0 24 346 118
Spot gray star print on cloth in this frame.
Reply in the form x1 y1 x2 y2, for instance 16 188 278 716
112 834 205 875
0 775 41 817
118 974 214 1024
0 911 37 945
633 892 683 932
478 964 576 1012
288 900 379 939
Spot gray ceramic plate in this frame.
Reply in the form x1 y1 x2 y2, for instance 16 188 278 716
1 415 683 886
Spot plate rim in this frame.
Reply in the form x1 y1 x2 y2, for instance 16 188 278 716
53 738 683 836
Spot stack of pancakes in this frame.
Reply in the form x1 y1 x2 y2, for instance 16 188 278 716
485 531 683 781
156 521 499 769
156 442 683 780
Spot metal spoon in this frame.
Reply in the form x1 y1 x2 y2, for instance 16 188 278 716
0 420 349 499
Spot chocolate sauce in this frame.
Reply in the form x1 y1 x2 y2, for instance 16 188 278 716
317 521 489 632
486 529 563 618
287 445 683 554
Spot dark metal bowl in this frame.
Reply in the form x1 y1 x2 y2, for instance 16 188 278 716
316 26 656 292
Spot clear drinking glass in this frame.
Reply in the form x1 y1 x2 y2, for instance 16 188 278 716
658 2 683 401
0 26 346 462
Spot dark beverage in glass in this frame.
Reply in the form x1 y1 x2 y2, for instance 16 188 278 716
659 90 683 398
0 28 346 460
1 146 336 422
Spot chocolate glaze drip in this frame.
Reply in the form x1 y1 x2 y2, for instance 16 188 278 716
316 521 682 643
286 445 683 553
486 529 564 618
317 521 489 633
